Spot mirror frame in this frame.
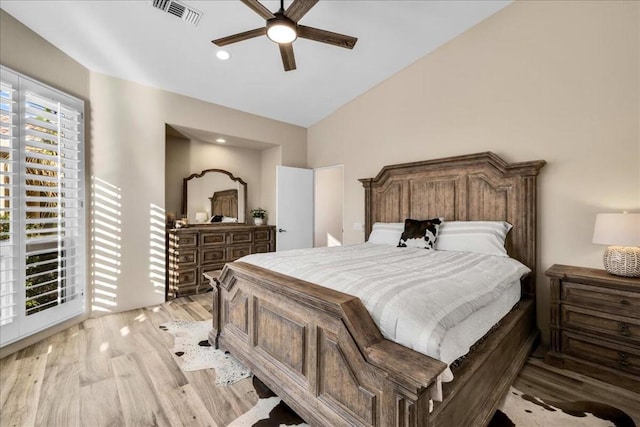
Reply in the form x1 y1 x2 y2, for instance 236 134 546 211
182 168 248 223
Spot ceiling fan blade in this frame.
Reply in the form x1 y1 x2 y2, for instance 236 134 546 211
297 25 357 49
284 0 319 23
212 28 266 47
240 0 275 20
279 43 297 71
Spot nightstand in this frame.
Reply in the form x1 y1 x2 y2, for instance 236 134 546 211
546 264 640 392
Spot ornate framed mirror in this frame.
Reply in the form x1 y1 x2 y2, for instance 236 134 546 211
182 169 248 223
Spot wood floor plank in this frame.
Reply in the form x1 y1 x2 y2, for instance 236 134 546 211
111 352 172 427
184 369 258 426
79 324 114 387
0 352 18 408
181 299 213 321
45 325 80 368
139 350 218 426
35 362 81 427
0 354 47 427
101 311 141 358
80 378 125 427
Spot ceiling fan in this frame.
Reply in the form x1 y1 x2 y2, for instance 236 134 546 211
211 0 358 71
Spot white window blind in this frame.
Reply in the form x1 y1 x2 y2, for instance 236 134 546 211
0 66 86 346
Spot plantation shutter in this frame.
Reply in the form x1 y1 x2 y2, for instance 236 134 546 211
0 70 19 343
0 66 86 346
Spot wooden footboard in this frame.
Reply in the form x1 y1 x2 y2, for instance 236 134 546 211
207 262 537 427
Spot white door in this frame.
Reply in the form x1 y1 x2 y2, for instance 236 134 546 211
276 166 314 251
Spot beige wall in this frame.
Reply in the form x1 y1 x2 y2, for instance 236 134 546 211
0 9 307 353
307 0 640 343
90 72 307 313
260 145 282 225
165 136 264 221
314 166 344 247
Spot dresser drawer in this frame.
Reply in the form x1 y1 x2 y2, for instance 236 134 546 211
227 245 252 260
254 229 272 242
253 243 272 254
169 232 197 248
562 281 640 319
170 268 197 287
201 247 226 264
201 232 227 246
169 249 197 268
562 331 640 376
228 230 253 244
561 305 640 344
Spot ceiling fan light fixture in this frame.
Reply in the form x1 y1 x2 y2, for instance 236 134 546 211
216 50 230 60
266 17 297 44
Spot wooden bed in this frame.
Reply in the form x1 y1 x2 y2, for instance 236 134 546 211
208 152 545 426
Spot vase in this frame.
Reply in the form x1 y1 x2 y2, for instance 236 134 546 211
254 218 264 226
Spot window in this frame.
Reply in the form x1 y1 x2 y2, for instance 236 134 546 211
1 66 86 346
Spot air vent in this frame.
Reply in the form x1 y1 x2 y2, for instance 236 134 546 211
152 0 202 26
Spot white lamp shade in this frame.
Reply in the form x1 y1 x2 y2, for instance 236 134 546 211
592 213 640 246
195 212 208 223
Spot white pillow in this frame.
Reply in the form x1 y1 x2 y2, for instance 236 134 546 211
435 221 512 256
221 216 238 223
367 222 404 246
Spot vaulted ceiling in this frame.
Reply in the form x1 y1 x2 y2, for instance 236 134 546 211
1 1 511 127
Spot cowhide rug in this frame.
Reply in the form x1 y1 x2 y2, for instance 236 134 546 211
160 321 635 426
159 319 251 386
228 377 309 427
230 382 637 426
489 387 636 427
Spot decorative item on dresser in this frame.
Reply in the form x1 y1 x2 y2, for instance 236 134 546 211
167 224 275 300
546 264 640 392
592 212 640 277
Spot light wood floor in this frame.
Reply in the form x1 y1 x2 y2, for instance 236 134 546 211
1 294 639 426
0 294 258 427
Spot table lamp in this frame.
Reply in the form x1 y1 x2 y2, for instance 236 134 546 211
195 212 208 223
592 212 640 277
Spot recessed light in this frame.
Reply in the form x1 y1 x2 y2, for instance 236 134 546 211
216 138 226 143
216 50 230 60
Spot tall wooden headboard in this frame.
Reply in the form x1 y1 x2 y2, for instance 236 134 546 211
359 152 545 295
210 189 238 218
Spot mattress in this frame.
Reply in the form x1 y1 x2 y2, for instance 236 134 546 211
239 243 529 370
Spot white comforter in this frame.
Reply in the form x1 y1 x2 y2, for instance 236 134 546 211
239 243 530 363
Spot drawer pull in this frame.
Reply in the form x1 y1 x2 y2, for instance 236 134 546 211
618 323 631 337
620 299 631 306
617 352 630 367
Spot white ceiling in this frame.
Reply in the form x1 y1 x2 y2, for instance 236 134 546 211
1 0 511 127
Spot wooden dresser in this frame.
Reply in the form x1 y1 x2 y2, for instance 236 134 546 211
167 224 275 299
546 264 640 391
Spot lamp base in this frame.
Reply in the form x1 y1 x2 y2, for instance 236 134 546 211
603 246 640 277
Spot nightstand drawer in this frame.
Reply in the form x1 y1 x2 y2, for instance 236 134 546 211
562 331 640 376
563 281 640 318
561 305 640 343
